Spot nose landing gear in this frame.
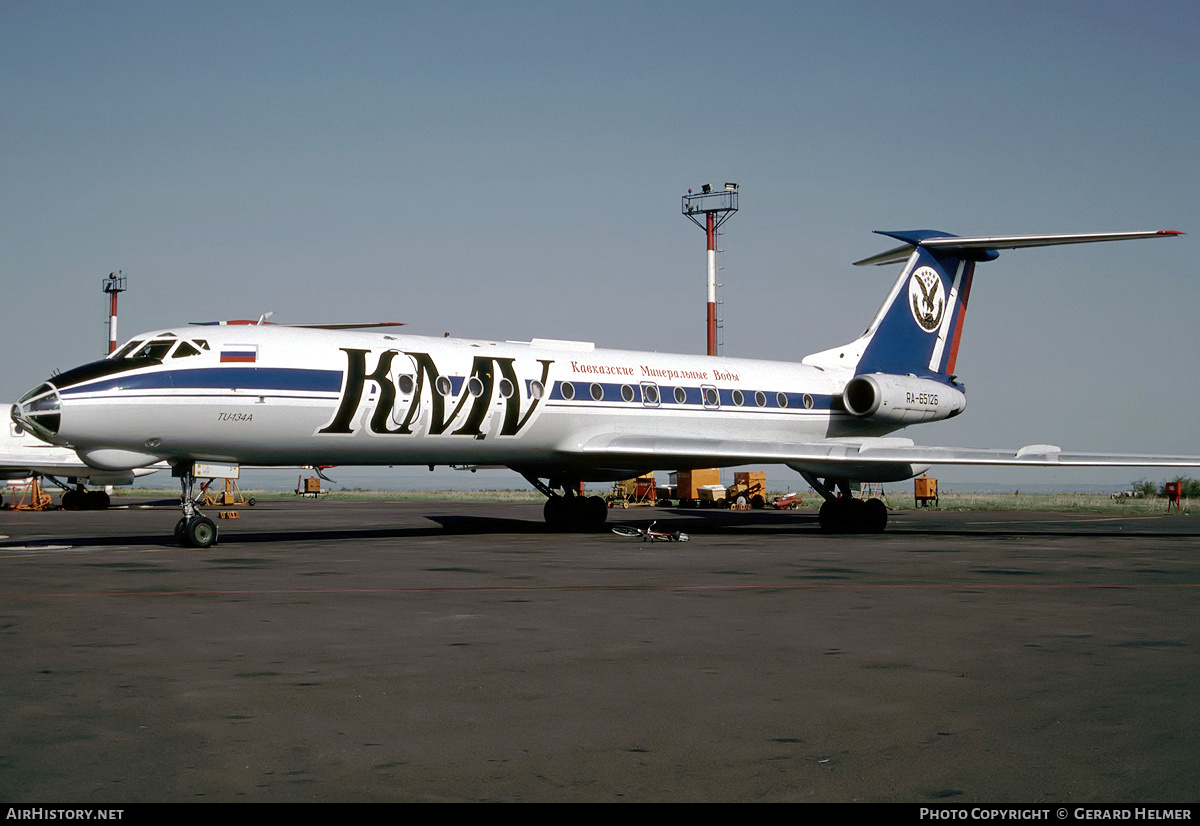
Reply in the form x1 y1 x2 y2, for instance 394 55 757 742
175 514 218 548
173 463 218 548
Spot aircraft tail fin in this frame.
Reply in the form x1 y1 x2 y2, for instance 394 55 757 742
803 230 1182 379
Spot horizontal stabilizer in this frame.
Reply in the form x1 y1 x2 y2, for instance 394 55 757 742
854 230 1183 266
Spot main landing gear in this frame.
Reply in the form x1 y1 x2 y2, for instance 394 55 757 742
801 472 888 534
817 495 888 534
39 477 111 510
173 462 218 548
60 483 110 511
522 473 609 532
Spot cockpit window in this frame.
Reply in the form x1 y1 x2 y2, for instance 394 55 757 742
172 342 202 359
134 341 176 362
111 340 144 359
113 337 208 361
19 383 48 404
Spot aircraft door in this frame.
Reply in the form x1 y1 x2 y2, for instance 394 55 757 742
389 353 420 429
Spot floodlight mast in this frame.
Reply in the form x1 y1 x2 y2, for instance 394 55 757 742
102 271 127 354
682 183 738 356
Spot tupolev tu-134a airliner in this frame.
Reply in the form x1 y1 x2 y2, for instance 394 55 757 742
12 229 1195 547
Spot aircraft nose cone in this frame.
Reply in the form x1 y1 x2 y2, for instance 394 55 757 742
13 382 66 444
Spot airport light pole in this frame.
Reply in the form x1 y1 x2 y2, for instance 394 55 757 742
102 271 126 354
682 183 738 356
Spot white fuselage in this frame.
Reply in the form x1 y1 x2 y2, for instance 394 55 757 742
26 325 909 478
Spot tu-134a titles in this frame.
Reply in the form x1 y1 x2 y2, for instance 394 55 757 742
12 228 1195 547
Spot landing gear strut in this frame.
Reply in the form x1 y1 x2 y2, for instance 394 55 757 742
522 473 609 531
802 472 888 534
174 462 218 548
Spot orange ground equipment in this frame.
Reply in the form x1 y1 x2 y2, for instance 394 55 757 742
914 476 939 507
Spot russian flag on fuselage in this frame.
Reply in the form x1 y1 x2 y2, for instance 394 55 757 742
220 345 258 363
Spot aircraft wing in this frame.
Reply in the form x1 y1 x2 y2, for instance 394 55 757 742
0 444 165 482
571 434 1200 475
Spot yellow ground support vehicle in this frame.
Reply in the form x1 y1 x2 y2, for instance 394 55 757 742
726 471 767 509
608 473 657 507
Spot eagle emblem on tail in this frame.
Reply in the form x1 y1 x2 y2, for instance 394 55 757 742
908 267 946 333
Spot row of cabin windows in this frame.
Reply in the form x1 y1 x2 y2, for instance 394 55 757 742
390 376 816 410
397 375 544 401
559 381 815 410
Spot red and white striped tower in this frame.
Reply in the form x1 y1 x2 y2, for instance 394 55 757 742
682 184 738 356
102 271 127 354
705 210 717 354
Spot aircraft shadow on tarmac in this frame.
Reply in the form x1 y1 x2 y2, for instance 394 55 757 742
3 506 1196 550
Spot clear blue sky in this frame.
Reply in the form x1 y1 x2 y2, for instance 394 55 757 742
3 1 1197 490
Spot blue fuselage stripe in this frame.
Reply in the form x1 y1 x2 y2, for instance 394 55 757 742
60 367 345 396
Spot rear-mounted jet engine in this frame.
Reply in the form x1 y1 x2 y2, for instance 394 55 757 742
842 373 966 424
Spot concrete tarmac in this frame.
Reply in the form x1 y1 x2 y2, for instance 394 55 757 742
0 499 1197 802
